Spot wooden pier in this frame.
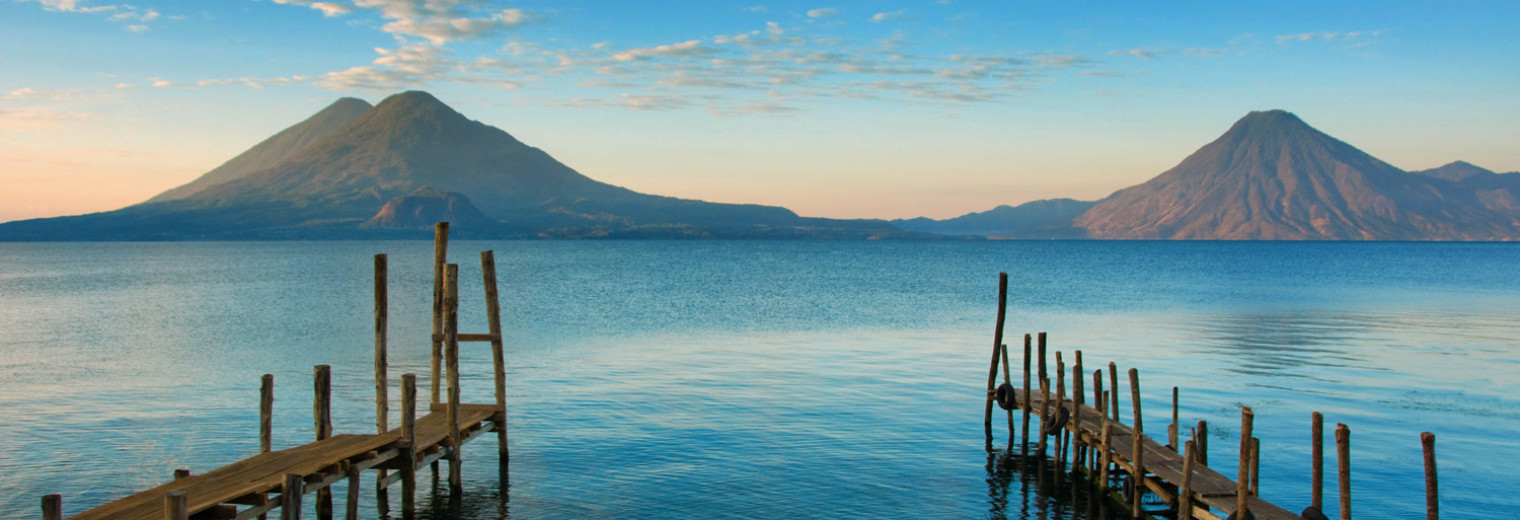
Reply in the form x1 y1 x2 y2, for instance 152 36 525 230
42 223 507 520
981 272 1443 520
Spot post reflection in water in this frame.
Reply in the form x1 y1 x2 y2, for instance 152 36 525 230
985 444 1123 520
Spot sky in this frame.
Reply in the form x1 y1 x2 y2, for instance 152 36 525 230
1 0 1517 222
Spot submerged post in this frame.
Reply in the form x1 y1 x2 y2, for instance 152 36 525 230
1422 432 1437 520
482 250 509 464
431 222 449 407
400 374 418 511
261 374 274 453
444 264 463 490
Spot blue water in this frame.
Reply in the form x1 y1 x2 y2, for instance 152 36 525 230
1 241 1518 519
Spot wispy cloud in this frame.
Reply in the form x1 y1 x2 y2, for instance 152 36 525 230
1107 49 1158 60
869 10 907 23
613 40 716 61
19 0 166 30
262 0 351 17
807 8 837 18
1276 30 1383 43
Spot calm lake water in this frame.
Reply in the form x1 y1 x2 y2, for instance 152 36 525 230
2 240 1518 519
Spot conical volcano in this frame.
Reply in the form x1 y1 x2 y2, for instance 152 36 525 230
1075 110 1520 240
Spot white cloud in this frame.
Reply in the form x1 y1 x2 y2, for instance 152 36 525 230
1107 49 1157 60
125 24 147 32
1276 30 1382 43
379 9 528 44
265 0 351 17
613 40 714 61
869 10 906 22
807 8 837 18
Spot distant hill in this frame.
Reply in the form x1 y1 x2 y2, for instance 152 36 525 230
894 198 1093 238
1073 110 1520 240
0 91 900 240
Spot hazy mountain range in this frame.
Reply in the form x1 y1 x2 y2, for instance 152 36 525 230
2 92 1516 241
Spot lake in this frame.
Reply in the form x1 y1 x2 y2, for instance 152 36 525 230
1 240 1517 519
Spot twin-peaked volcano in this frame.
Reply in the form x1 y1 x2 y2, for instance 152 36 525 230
0 91 895 239
1074 110 1520 240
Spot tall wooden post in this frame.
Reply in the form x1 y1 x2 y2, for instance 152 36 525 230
1180 439 1196 520
1129 368 1144 519
444 264 463 490
482 250 509 465
1170 387 1180 451
261 375 274 453
1092 369 1104 474
1312 412 1324 511
1237 407 1254 520
1421 432 1437 520
1337 424 1351 520
1108 362 1120 422
314 365 332 520
983 273 1008 443
42 494 62 520
1037 378 1050 457
400 374 418 511
431 222 449 407
1055 352 1066 465
373 253 389 490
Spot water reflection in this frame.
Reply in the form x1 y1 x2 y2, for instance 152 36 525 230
985 445 1125 520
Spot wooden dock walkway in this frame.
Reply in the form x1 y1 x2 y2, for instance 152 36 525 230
42 223 511 520
981 273 1443 520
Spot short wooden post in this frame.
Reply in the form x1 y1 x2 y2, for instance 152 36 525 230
42 494 62 520
1055 352 1066 465
1129 368 1143 519
1197 420 1208 466
1037 332 1047 386
1237 407 1253 519
1337 424 1351 520
164 491 188 520
1021 334 1032 450
173 468 191 480
1421 432 1437 520
1180 439 1196 520
281 473 303 520
261 374 274 453
314 365 332 520
1170 387 1180 451
1312 412 1324 511
1098 413 1113 494
345 466 360 520
1000 344 1014 437
431 222 449 407
400 374 418 511
482 250 509 464
444 264 463 490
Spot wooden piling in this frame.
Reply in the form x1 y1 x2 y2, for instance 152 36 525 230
400 373 418 511
173 468 190 480
261 374 274 453
1055 352 1066 465
481 250 509 464
374 254 388 435
1098 413 1113 495
444 263 463 490
1170 387 1179 451
1071 362 1084 469
1180 439 1196 520
1037 378 1050 457
1421 432 1437 520
1250 436 1261 496
1312 412 1323 511
1037 332 1047 384
1000 344 1014 438
1128 368 1143 519
1337 424 1350 520
42 494 61 520
164 491 188 520
281 473 303 520
314 365 332 520
345 466 360 520
1109 362 1119 423
1197 420 1208 466
1237 407 1254 519
1021 334 1032 450
431 222 449 407
1092 369 1104 474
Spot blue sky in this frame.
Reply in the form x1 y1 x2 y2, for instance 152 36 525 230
2 0 1517 222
